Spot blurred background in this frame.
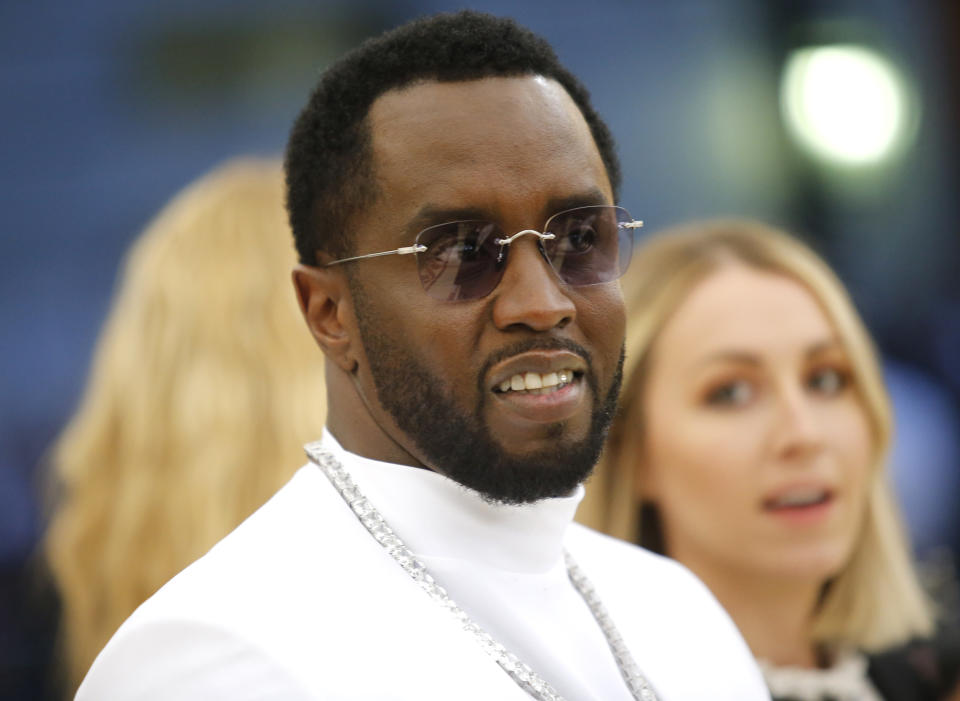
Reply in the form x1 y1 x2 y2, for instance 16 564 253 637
2 0 958 697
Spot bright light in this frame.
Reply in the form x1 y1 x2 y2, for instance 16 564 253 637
781 44 913 166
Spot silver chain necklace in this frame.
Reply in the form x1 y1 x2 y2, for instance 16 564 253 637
305 442 658 701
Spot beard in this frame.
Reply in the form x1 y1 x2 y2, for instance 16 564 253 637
350 278 624 504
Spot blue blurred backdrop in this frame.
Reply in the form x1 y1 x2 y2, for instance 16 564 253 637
2 0 958 697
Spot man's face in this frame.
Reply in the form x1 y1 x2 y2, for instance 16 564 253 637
341 76 626 503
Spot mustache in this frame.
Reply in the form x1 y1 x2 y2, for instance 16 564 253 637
477 337 594 394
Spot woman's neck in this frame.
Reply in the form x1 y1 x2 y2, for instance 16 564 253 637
686 562 824 668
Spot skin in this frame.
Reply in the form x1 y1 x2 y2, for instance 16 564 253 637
639 264 873 666
294 75 626 494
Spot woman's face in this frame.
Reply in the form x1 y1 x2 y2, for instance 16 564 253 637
640 264 873 583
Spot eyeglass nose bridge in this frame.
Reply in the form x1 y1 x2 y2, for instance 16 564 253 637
492 229 556 264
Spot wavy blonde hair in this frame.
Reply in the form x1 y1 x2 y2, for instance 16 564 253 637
578 218 932 651
44 158 326 690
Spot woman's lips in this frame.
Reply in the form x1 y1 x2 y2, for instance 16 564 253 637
763 487 835 525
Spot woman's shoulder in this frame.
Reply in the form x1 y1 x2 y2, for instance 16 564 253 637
867 628 960 701
762 631 960 701
762 650 880 701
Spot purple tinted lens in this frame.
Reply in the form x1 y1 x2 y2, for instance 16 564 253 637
415 221 503 301
543 206 632 286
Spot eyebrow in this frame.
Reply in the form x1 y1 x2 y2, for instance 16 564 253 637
694 337 845 368
695 351 762 368
407 205 490 235
805 338 845 357
406 188 611 237
543 188 610 215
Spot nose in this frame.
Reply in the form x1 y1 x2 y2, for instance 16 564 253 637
772 385 825 463
490 235 576 332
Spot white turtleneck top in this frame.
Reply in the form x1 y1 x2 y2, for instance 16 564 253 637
323 432 634 701
77 431 770 700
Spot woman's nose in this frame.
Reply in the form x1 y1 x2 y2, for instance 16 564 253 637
772 387 825 463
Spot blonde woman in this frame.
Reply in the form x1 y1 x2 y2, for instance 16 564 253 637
44 158 326 692
579 220 958 699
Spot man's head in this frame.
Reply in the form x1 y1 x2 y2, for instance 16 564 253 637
285 10 620 263
289 12 628 504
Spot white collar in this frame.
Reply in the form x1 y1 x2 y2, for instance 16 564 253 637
758 649 883 701
320 430 583 573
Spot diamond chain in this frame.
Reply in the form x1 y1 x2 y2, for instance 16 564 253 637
305 443 658 701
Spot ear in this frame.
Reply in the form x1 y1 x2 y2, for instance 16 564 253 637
292 264 358 374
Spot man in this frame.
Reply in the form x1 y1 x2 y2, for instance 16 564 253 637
78 12 769 700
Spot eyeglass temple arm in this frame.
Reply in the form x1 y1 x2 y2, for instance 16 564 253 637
325 244 428 267
621 220 644 229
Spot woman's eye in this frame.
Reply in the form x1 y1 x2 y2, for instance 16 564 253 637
807 367 848 395
705 380 754 407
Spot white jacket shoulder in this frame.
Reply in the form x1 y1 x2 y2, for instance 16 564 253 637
75 618 314 700
564 524 771 700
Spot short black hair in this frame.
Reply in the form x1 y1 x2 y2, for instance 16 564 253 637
284 10 621 262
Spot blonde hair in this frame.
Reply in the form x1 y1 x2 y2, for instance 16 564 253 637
579 218 932 651
44 158 326 690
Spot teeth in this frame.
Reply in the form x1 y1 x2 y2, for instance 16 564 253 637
771 488 827 508
497 369 575 393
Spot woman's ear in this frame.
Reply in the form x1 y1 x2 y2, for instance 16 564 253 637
292 265 357 373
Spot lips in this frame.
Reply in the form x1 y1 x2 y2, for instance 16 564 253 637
494 369 577 394
762 484 836 524
487 350 588 424
764 486 832 510
487 350 587 392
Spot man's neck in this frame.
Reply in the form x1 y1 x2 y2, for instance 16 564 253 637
326 413 424 468
324 367 427 469
314 433 582 572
